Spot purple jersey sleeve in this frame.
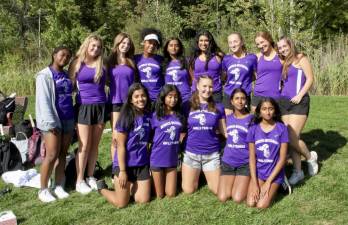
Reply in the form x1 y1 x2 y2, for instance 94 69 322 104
280 123 289 143
246 124 256 143
216 103 226 120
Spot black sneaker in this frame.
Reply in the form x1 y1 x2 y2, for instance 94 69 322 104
96 180 108 191
279 176 292 195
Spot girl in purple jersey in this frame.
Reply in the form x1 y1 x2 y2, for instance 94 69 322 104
222 33 257 115
217 88 253 203
134 28 164 102
246 98 288 209
97 83 152 208
107 33 137 161
189 30 224 102
182 75 227 195
69 34 106 195
151 85 186 198
277 37 318 185
251 31 283 112
36 46 73 202
163 38 192 117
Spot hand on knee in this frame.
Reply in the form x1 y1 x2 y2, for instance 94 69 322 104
246 198 256 207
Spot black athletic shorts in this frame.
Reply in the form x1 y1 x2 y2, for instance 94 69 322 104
279 94 310 116
76 103 106 125
220 161 250 176
251 95 280 108
222 93 251 110
112 103 123 112
113 165 150 182
212 91 223 103
150 166 177 172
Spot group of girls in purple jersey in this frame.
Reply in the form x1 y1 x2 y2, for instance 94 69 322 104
35 28 318 207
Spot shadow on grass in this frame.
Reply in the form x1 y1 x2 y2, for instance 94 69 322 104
285 129 347 190
301 129 347 162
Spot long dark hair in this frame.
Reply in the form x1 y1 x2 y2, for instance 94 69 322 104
190 75 216 112
189 30 224 71
230 88 249 113
252 97 282 124
117 83 151 131
155 84 182 120
163 37 187 70
50 46 72 66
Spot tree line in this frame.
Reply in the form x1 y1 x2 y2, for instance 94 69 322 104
1 0 347 60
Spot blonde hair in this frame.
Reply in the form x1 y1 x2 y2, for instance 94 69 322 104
278 36 305 79
69 34 104 84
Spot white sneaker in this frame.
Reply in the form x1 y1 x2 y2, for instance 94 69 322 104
76 180 92 195
86 177 98 191
289 170 305 185
307 151 319 176
38 189 56 203
54 185 69 199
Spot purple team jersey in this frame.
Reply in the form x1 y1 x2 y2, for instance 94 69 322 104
150 113 183 167
222 114 253 168
109 64 135 104
254 55 282 99
192 56 223 93
49 67 74 120
281 65 306 99
134 54 164 101
113 114 151 167
222 54 257 96
246 122 289 184
186 103 225 155
76 64 106 104
165 60 191 102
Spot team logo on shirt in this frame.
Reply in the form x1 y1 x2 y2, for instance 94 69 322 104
141 67 152 79
257 144 270 158
137 127 145 140
164 125 176 141
230 68 240 81
192 113 206 125
228 129 239 143
167 70 179 81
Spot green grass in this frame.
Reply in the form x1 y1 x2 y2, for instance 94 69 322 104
1 96 348 225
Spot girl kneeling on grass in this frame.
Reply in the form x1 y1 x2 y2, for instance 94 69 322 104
36 46 74 202
182 75 227 195
217 88 253 203
151 84 186 198
98 83 151 208
246 97 288 209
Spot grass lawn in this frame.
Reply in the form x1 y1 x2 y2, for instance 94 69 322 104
1 96 348 225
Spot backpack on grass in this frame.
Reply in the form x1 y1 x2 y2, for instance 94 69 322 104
0 125 23 175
